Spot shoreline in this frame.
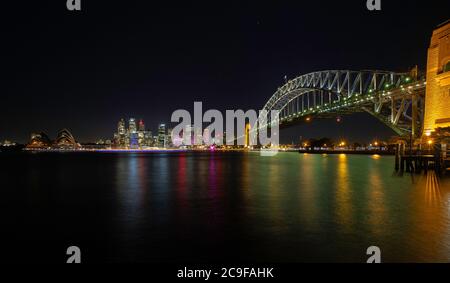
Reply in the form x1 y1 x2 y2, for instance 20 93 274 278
298 150 394 155
1 147 394 156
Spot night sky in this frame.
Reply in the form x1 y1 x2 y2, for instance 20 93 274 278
1 1 449 143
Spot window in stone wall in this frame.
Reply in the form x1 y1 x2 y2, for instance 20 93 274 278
444 61 450 73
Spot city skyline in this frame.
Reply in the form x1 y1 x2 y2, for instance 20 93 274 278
2 1 450 143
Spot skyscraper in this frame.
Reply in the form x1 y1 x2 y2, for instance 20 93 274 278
166 128 173 148
144 131 153 147
117 118 127 148
129 118 137 134
138 119 145 147
158 124 166 148
138 119 145 132
118 118 126 135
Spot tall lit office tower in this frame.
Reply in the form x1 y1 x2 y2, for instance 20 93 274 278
138 119 145 132
117 118 127 147
158 124 166 148
138 119 145 146
166 128 173 148
144 131 153 147
129 118 137 134
245 122 251 147
185 124 193 146
129 132 139 149
118 118 126 135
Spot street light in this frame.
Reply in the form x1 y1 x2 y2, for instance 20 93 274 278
427 139 433 151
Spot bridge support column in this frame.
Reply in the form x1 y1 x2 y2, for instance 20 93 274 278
399 143 405 172
412 92 418 138
395 143 400 171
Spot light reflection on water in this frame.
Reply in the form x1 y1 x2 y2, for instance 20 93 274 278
107 152 450 262
2 151 450 262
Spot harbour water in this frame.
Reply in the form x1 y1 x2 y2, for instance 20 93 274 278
0 151 449 263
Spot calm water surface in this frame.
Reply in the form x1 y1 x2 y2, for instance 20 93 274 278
1 152 450 262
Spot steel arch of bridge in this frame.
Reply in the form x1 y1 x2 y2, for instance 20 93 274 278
262 70 426 137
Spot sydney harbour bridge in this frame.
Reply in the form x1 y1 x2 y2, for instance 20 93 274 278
262 69 426 138
259 21 450 144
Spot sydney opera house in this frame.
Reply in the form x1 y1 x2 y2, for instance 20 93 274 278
26 129 81 150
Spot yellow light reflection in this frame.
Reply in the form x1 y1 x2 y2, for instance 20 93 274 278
425 171 441 205
335 153 352 231
367 169 386 237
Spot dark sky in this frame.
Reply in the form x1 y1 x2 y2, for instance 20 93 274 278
1 0 449 143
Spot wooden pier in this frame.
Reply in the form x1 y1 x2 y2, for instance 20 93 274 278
395 143 449 174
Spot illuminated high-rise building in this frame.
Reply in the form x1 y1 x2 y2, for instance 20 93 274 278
129 132 139 149
144 131 153 147
116 118 127 148
166 128 173 148
118 118 126 135
245 122 251 147
137 119 146 147
158 124 166 148
129 118 137 134
138 119 145 132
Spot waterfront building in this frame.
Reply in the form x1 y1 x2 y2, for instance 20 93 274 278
2 140 16 147
129 118 137 134
26 133 52 149
158 124 166 148
138 119 145 132
118 118 126 135
26 129 79 150
116 118 127 148
424 21 450 135
245 122 251 147
53 129 80 149
166 128 173 148
144 131 153 147
129 132 139 149
137 119 148 147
